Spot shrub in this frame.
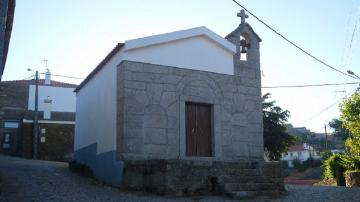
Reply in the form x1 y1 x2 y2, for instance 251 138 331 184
280 160 289 169
324 153 345 179
341 155 360 171
320 150 332 161
293 159 308 171
292 157 321 172
292 159 302 170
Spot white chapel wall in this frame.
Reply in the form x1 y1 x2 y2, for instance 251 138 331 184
75 28 236 155
123 36 234 75
74 51 122 154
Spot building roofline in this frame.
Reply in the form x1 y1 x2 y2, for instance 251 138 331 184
75 26 237 93
74 43 124 92
1 79 78 88
125 26 236 54
1 0 16 78
225 23 262 42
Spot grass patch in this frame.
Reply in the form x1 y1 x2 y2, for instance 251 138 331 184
314 178 337 186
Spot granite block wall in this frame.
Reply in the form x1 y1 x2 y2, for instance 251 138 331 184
117 60 263 161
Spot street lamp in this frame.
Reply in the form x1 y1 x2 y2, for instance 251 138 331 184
28 68 39 159
347 70 360 91
347 70 360 80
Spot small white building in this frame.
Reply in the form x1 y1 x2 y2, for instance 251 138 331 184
72 10 286 197
331 148 345 154
74 15 264 186
0 72 77 161
281 143 321 167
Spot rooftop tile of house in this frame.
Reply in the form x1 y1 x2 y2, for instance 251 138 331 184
288 145 307 152
1 79 78 88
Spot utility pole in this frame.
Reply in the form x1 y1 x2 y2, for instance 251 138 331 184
33 70 39 159
324 124 328 151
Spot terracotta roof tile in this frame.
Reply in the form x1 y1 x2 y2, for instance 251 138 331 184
288 145 307 152
1 79 78 88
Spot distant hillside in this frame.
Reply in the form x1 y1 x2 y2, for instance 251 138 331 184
285 124 345 151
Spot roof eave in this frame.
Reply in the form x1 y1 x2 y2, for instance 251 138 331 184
74 43 124 93
0 0 16 78
125 26 236 54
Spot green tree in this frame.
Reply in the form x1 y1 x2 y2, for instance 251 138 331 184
263 93 296 161
328 118 351 140
322 92 360 182
340 92 360 159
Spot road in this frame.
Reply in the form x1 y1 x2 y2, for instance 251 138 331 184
1 155 360 202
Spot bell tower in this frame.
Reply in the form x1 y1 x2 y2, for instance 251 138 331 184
226 9 262 77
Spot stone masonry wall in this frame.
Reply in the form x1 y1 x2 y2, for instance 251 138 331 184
38 123 74 162
117 60 263 161
22 122 74 161
123 159 284 197
0 82 29 155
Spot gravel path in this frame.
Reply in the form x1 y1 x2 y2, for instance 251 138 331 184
1 155 360 202
272 184 360 202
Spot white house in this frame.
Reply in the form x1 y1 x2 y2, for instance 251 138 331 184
331 148 345 154
281 143 321 167
0 71 77 161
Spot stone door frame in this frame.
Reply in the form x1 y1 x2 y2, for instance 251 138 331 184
185 102 212 157
179 95 222 159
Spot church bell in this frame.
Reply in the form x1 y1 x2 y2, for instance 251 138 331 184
240 39 248 53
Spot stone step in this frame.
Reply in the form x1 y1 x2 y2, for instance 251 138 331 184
213 161 261 170
224 182 275 192
231 190 281 200
225 168 261 176
218 175 270 184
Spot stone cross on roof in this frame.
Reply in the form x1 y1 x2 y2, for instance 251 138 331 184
237 9 248 24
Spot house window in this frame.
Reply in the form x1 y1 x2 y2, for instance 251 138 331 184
290 153 293 157
298 152 302 156
4 134 10 142
4 121 19 128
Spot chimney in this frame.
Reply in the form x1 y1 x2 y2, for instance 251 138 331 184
45 68 51 85
43 96 52 119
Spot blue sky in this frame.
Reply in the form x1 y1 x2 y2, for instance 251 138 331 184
3 0 360 132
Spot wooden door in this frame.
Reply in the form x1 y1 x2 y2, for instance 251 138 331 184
186 102 212 157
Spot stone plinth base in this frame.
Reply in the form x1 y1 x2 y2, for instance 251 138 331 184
345 171 360 187
123 159 284 199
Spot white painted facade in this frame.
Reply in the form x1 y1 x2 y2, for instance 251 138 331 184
74 51 120 154
331 149 345 154
281 143 321 167
75 26 237 155
123 36 234 74
122 26 236 75
28 85 76 112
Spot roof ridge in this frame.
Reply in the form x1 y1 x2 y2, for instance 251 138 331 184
75 43 125 92
1 79 78 88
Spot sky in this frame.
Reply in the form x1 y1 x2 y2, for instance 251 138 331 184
3 0 360 133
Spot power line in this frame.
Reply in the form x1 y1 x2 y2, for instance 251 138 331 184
39 73 84 80
22 75 34 80
262 82 360 89
302 88 357 123
231 0 359 80
51 74 84 80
